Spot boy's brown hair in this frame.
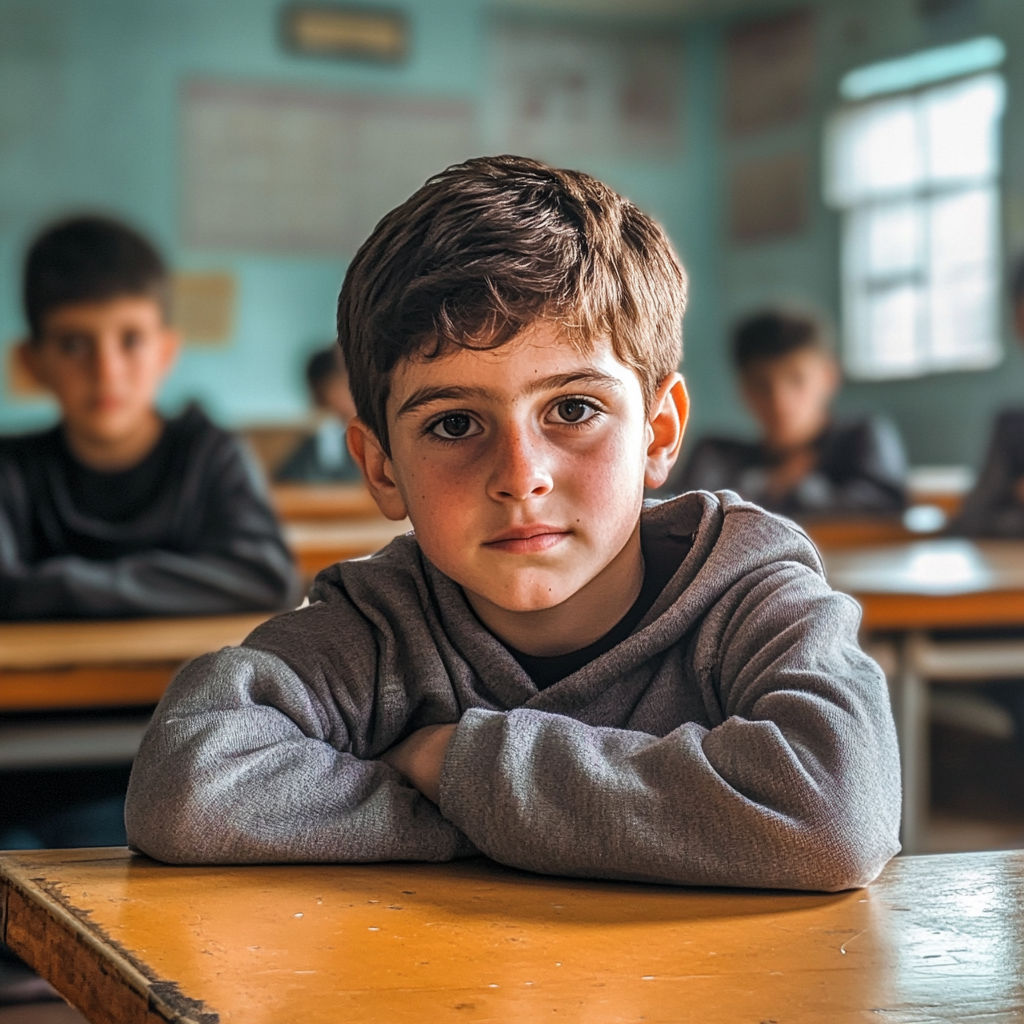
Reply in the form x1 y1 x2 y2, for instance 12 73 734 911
337 155 687 452
23 215 169 340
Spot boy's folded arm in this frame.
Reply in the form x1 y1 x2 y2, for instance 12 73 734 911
438 569 902 892
125 646 474 865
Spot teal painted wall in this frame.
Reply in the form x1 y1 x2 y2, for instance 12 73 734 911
0 0 716 439
3 0 1021 473
703 0 1024 468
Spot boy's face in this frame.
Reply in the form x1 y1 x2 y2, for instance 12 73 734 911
21 296 178 449
740 347 839 452
354 322 685 615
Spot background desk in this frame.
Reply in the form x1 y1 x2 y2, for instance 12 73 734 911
2 848 1022 1024
823 539 1024 854
284 519 411 580
0 614 272 772
272 482 380 522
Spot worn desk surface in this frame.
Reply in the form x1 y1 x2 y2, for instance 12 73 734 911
0 613 272 711
2 847 1021 1024
822 538 1024 631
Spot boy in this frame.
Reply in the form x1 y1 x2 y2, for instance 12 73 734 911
667 310 906 517
0 215 301 619
275 346 362 483
954 255 1024 535
127 157 900 891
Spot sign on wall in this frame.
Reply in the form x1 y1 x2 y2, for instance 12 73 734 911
181 81 476 256
485 22 684 164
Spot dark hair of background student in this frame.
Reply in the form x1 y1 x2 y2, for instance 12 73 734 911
732 310 831 373
23 214 169 340
337 154 687 453
306 347 345 406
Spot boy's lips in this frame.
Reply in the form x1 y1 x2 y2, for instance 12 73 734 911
483 525 571 554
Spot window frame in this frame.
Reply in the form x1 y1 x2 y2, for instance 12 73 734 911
824 69 1006 381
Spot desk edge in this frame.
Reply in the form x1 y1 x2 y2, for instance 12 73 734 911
0 853 218 1024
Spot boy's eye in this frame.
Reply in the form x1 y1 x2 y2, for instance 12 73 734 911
56 334 91 357
430 413 480 440
551 398 597 425
122 329 142 350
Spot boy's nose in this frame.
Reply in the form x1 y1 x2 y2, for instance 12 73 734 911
487 426 553 501
94 337 127 386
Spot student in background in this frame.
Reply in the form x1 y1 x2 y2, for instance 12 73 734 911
667 309 906 517
275 347 362 484
954 257 1024 536
0 214 302 619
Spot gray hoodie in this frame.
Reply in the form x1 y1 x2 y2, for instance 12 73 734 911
126 491 901 891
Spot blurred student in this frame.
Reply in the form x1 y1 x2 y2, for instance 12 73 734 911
668 309 906 516
954 257 1024 536
275 347 362 484
0 215 301 619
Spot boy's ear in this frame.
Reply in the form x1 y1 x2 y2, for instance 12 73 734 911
644 372 689 490
346 418 409 521
16 340 51 392
160 327 181 374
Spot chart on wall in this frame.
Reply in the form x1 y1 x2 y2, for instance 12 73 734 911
484 22 684 165
181 82 477 256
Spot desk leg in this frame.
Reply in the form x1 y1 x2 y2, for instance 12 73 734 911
895 632 929 855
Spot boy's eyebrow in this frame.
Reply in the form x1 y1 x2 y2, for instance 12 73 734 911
396 371 624 418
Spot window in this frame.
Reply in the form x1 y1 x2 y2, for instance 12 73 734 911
825 47 1005 380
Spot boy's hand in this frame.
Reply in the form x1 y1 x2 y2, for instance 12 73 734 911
380 723 458 804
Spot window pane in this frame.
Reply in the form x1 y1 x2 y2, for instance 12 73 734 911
924 73 1004 185
927 188 998 363
864 199 922 278
865 285 922 374
827 97 921 204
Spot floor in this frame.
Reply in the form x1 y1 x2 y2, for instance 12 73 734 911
925 713 1024 853
0 1008 86 1024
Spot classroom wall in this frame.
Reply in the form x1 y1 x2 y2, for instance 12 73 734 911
0 0 714 438
704 0 1024 467
1 0 1021 471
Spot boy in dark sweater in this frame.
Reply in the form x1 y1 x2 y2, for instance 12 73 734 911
667 310 906 517
275 347 362 484
0 215 300 619
127 158 900 891
955 256 1024 535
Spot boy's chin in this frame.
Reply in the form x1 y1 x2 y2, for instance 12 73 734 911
465 578 581 616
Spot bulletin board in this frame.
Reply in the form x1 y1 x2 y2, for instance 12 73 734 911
485 22 684 164
181 82 477 256
725 9 814 137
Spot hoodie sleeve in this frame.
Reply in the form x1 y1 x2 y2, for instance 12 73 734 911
438 563 902 892
125 645 475 864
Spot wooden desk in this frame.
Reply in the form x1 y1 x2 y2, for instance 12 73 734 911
823 538 1024 631
272 483 379 522
2 848 1022 1024
823 539 1024 854
285 519 411 579
0 613 272 712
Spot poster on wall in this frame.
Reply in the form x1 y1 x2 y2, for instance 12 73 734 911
485 21 684 165
725 9 814 137
729 151 808 243
181 82 477 256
